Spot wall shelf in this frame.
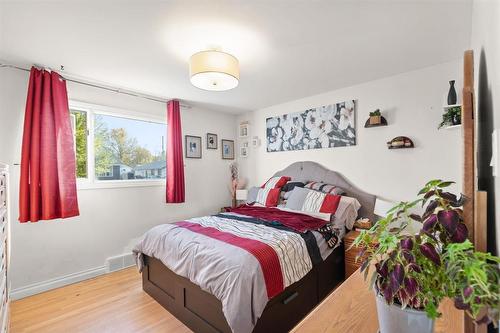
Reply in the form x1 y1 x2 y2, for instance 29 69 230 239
443 104 462 110
364 116 388 128
387 136 414 149
388 145 414 150
441 124 462 130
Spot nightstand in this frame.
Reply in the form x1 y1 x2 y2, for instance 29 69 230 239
344 230 370 279
220 207 232 213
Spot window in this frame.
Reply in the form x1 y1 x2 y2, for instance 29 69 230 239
94 114 166 181
70 110 88 179
69 101 166 188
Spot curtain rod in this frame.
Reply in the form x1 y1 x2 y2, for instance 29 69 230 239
0 63 191 108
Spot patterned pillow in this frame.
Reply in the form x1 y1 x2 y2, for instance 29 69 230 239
286 187 341 214
304 181 345 195
261 176 291 189
254 188 281 207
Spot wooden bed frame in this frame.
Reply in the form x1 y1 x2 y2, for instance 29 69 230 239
140 163 377 332
142 245 344 333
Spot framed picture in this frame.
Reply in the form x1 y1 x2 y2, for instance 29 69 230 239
185 135 202 158
251 136 260 148
266 100 356 152
240 146 248 158
207 133 218 149
221 139 235 160
239 122 249 138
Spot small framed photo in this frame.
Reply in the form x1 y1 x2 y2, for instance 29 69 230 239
240 146 248 158
221 139 235 160
251 136 260 148
207 133 218 149
239 122 249 138
185 135 202 158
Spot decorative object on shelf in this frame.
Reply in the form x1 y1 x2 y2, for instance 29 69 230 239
387 136 414 149
185 135 202 158
189 50 239 91
447 80 457 105
266 100 356 152
239 122 249 138
222 139 235 159
438 106 461 129
206 133 218 149
369 109 381 125
353 218 371 230
353 180 500 333
365 109 388 128
228 163 246 207
251 136 260 148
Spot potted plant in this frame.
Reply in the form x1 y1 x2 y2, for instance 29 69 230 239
438 106 461 129
353 180 500 333
370 109 382 125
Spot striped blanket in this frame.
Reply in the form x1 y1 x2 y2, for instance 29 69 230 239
134 206 339 333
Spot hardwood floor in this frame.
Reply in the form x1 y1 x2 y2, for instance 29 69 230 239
10 268 192 333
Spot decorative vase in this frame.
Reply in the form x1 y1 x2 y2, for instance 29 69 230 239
447 80 457 105
375 294 434 333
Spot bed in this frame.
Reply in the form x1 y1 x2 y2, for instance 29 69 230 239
134 161 376 333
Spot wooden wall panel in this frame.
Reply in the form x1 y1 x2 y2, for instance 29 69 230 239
462 50 475 243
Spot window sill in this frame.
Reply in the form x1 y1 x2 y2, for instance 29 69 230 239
77 180 165 190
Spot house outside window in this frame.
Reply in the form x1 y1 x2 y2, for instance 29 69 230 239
69 101 166 189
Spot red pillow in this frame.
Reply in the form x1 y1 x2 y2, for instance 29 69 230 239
300 188 341 214
255 188 281 207
319 194 342 214
261 176 291 189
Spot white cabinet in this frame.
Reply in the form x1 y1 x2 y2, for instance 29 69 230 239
0 163 9 332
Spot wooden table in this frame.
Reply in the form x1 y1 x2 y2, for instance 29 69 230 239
292 267 464 333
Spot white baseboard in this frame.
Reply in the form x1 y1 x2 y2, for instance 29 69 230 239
10 265 107 300
10 253 136 300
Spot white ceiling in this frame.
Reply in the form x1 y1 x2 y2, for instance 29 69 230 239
0 0 472 113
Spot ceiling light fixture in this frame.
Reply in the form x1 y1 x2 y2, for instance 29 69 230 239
189 50 239 91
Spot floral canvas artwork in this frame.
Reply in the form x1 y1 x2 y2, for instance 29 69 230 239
266 100 356 152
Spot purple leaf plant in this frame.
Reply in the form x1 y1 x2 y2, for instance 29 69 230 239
352 180 500 326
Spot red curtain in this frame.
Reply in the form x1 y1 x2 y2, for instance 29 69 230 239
19 67 80 222
166 100 185 203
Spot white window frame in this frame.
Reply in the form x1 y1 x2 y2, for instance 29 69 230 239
69 100 166 190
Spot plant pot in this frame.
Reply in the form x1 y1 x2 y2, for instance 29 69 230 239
370 115 381 125
375 293 434 333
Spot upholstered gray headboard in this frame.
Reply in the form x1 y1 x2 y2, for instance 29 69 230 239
272 161 377 222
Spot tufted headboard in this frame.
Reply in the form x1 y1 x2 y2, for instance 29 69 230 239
272 161 377 222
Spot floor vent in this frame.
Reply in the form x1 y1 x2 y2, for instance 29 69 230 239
105 253 135 273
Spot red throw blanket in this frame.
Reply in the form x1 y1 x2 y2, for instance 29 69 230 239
227 205 328 233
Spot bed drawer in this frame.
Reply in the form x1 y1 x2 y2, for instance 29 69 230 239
254 269 317 333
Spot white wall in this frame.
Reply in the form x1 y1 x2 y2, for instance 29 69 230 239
237 61 463 203
471 0 500 255
0 68 237 294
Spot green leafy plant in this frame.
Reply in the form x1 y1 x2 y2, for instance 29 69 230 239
438 106 461 129
353 180 500 326
370 109 381 117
